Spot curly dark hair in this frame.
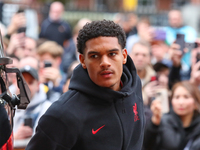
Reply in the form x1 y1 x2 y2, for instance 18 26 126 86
77 20 126 54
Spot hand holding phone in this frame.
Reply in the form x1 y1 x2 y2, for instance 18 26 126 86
154 89 169 114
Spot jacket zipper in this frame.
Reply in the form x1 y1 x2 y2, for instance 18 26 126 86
122 97 126 114
114 99 125 150
122 93 128 114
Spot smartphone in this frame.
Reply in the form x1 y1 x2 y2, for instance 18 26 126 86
150 76 158 101
185 42 198 50
17 27 26 33
150 76 157 82
154 89 169 114
24 117 33 128
175 33 185 53
44 61 52 68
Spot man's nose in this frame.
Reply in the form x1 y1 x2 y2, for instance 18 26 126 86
100 56 111 68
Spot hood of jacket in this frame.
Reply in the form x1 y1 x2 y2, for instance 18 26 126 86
69 55 141 103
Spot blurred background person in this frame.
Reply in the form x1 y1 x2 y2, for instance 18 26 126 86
59 18 91 74
6 33 37 59
62 60 79 93
129 41 156 88
6 7 38 40
12 65 52 149
165 9 197 81
143 81 200 150
181 0 200 36
126 16 153 54
129 41 156 108
165 9 197 45
116 12 138 38
189 39 200 88
6 9 26 37
36 41 64 101
39 1 72 47
150 40 172 67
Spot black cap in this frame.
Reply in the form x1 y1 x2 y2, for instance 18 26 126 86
20 65 39 80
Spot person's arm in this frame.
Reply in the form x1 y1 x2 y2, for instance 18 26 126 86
168 65 181 89
143 119 160 150
168 43 183 89
143 99 162 150
7 12 26 35
26 112 79 150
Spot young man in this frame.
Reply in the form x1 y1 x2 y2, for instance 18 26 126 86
26 20 145 150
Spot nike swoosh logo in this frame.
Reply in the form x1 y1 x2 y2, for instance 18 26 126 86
92 125 105 134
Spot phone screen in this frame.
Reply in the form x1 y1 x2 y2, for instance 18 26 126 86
44 61 52 68
175 33 185 52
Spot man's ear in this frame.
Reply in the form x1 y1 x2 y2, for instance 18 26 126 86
122 49 128 64
79 54 87 69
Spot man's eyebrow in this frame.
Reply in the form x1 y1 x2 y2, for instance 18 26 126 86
87 48 120 55
87 51 99 55
108 48 120 52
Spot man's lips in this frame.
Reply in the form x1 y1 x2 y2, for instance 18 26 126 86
100 70 113 78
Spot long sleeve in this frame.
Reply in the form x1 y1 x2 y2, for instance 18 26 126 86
143 120 160 150
26 113 80 150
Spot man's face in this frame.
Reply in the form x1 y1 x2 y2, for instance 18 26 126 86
24 38 36 57
49 3 63 21
129 44 150 71
38 53 59 69
15 37 36 59
157 69 169 88
22 72 39 99
138 22 153 42
79 36 127 91
168 10 182 28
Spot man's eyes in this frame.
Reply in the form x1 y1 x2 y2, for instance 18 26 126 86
90 54 98 58
109 52 117 56
90 52 117 58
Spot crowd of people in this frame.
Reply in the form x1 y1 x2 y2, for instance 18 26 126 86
1 0 200 149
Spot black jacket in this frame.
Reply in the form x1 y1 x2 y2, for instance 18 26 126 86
143 111 200 150
26 56 145 150
39 18 72 46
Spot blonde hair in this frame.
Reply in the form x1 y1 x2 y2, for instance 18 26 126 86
37 41 63 58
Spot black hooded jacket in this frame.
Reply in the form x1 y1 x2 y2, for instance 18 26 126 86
26 56 145 150
143 110 200 150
